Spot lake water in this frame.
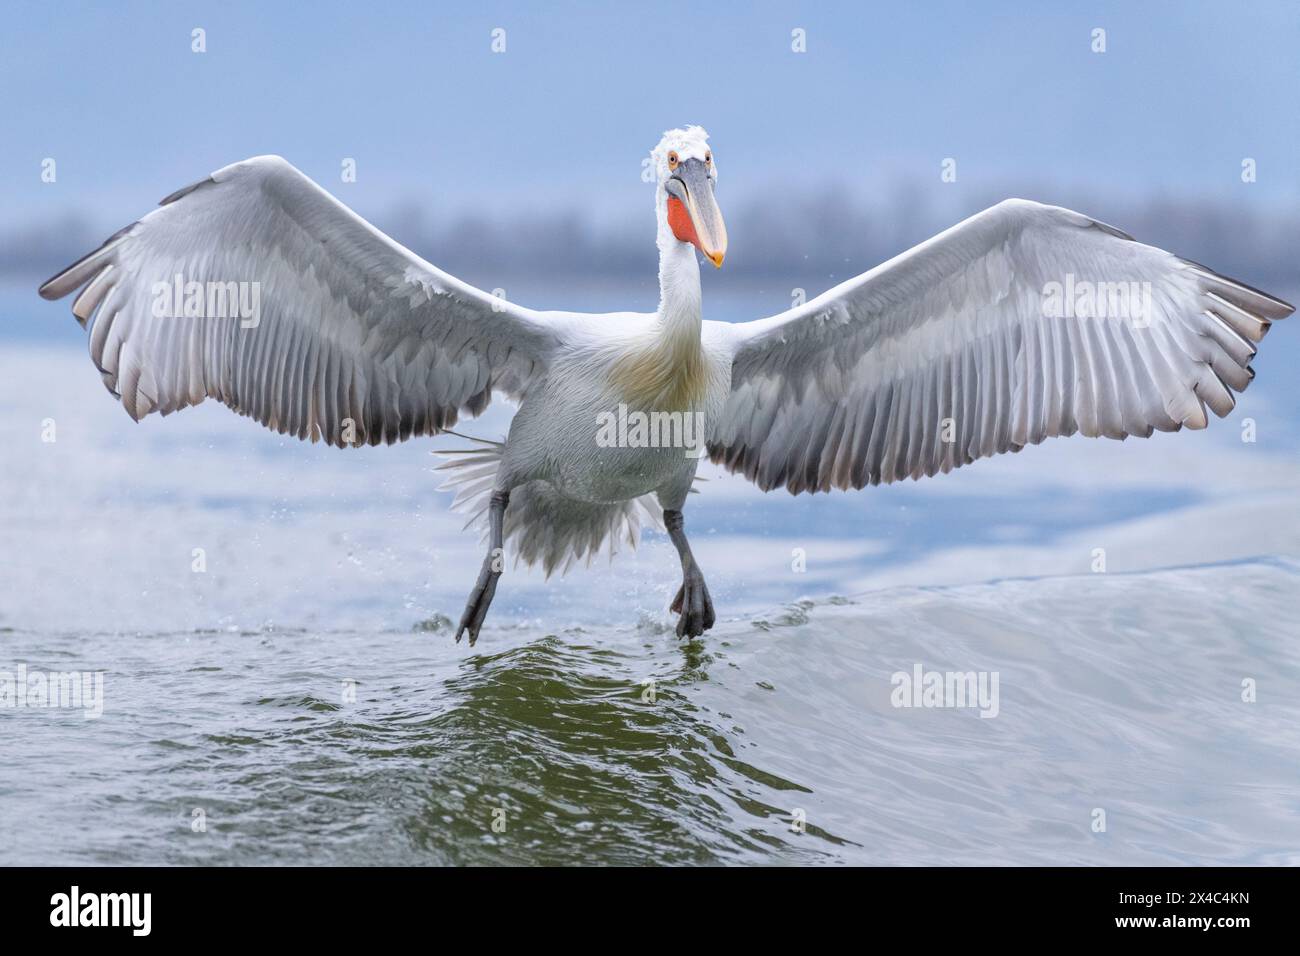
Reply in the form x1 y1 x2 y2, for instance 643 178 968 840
2 282 1298 865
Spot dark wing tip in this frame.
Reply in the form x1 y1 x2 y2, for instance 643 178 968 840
159 175 215 206
42 172 213 301
38 222 137 300
1180 256 1295 318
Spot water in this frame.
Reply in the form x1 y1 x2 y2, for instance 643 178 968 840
3 558 1299 866
2 285 1299 865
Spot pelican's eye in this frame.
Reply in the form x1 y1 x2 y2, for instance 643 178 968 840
705 152 712 165
667 151 679 170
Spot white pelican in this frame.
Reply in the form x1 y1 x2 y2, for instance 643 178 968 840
40 126 1293 643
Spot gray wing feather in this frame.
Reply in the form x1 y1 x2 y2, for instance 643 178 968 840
710 199 1293 493
40 155 564 446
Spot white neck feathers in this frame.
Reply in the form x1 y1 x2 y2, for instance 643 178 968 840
603 194 707 412
655 192 703 348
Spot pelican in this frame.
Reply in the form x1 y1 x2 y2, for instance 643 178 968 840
40 126 1293 643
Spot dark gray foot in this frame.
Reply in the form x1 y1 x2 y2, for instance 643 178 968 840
670 567 716 638
455 489 509 647
455 558 500 646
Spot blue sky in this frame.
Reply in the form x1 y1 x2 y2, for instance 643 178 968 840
3 0 1297 230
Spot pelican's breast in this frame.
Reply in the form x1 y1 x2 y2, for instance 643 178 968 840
606 337 708 412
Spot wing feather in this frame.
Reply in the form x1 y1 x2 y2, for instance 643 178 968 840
709 198 1293 493
40 155 566 446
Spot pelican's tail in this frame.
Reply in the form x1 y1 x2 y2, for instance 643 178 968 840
433 437 665 579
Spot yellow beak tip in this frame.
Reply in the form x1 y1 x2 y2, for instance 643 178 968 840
708 253 725 269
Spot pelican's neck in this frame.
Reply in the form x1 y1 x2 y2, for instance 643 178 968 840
655 214 702 349
603 203 707 412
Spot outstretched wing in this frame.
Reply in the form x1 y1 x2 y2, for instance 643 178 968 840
709 199 1293 493
40 155 566 446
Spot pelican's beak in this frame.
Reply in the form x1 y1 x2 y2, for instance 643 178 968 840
666 158 727 268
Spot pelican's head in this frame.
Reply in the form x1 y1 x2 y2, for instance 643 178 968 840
651 126 727 268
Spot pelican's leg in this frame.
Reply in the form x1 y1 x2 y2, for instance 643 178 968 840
664 509 716 638
455 489 510 646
